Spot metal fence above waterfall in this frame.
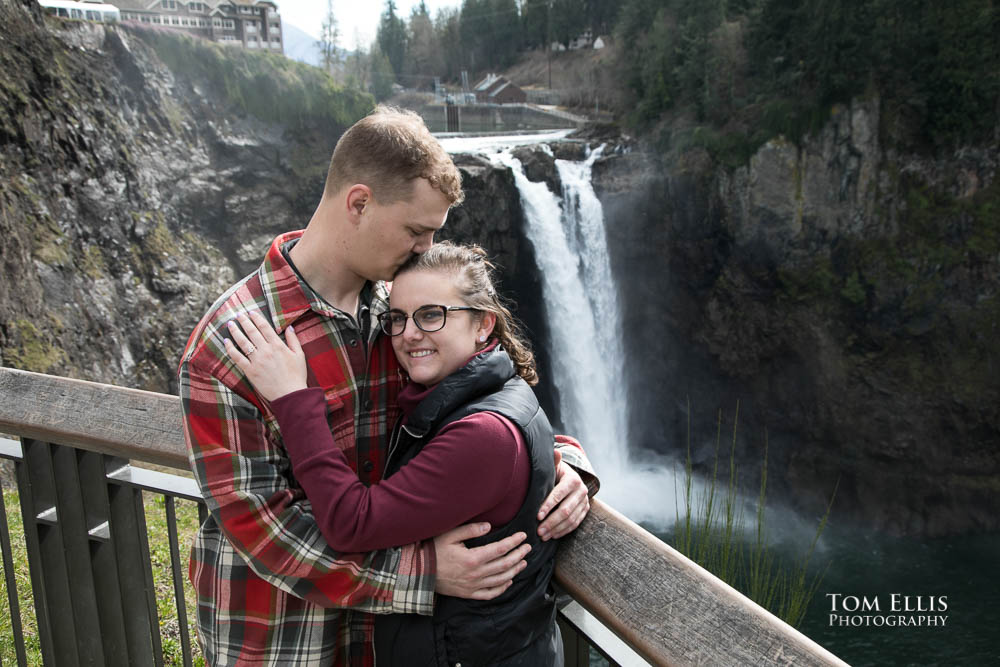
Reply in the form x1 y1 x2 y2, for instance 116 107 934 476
0 366 847 666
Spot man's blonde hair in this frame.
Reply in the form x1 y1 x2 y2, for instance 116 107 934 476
324 105 464 206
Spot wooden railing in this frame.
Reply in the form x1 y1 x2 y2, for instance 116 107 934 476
0 366 848 666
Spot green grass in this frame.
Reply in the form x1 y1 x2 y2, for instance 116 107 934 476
0 489 42 665
0 486 204 665
672 402 835 628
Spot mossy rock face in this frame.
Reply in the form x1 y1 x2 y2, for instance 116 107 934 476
2 319 65 374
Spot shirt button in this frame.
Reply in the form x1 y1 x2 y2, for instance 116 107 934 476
348 338 358 347
362 460 374 472
363 398 373 411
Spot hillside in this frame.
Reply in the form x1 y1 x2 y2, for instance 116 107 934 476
501 44 623 113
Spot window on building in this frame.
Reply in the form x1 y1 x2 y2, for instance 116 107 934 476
161 0 176 10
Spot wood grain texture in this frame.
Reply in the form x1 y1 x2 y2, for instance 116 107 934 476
555 500 848 666
0 367 187 469
0 367 847 666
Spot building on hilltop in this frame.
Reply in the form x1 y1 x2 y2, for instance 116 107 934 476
472 73 527 105
114 0 283 54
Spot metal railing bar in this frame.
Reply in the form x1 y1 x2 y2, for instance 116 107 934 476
21 440 80 665
13 454 56 664
106 483 160 665
51 444 108 663
0 482 28 667
135 490 166 667
0 438 22 461
77 451 131 663
35 507 57 524
106 465 202 502
87 521 111 541
560 600 649 666
164 496 194 667
557 613 590 667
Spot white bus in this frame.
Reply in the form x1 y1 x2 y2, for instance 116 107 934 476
37 0 121 23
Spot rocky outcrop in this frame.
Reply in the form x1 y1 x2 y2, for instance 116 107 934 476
0 0 364 391
0 0 530 397
592 97 1000 537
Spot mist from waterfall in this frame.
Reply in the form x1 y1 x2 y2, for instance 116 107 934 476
490 146 682 529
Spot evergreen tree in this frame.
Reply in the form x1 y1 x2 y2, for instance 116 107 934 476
377 0 407 82
489 0 521 68
405 1 443 89
584 0 620 35
460 0 487 72
520 0 550 50
317 0 340 74
342 30 370 91
549 0 587 48
370 46 396 100
435 7 465 81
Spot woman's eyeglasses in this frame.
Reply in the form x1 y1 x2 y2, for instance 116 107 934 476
377 305 478 336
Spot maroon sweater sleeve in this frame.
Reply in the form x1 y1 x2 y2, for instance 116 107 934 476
271 386 530 552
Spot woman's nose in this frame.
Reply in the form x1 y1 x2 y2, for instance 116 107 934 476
401 318 423 340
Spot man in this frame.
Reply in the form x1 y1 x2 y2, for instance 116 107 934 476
179 106 596 666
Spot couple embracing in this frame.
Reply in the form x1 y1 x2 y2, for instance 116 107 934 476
179 106 599 666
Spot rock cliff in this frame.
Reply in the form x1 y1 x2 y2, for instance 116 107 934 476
589 97 999 537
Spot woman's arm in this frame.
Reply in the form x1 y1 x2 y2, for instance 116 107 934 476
272 387 525 551
225 310 526 552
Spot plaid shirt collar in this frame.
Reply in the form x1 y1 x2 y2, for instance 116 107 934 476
259 230 391 336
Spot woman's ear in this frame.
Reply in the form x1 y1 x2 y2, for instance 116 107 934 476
477 311 497 341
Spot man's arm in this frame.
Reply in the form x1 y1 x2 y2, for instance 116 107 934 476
181 358 435 614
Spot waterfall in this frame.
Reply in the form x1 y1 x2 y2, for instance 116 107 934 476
490 147 680 528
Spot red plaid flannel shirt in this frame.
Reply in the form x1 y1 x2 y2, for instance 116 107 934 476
179 231 436 666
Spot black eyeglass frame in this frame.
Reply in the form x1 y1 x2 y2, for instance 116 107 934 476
377 305 479 336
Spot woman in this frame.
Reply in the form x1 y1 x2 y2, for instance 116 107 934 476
224 242 563 666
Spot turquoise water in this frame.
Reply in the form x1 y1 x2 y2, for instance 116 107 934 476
797 529 1000 666
651 524 1000 665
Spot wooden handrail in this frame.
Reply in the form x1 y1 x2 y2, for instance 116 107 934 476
0 366 846 666
0 366 187 469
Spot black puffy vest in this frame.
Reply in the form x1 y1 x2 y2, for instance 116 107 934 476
373 347 560 667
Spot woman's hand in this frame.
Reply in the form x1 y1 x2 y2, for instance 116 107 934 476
224 311 308 402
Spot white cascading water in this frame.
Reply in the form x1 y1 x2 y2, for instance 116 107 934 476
489 146 681 527
493 147 626 480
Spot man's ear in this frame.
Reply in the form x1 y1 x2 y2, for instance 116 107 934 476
345 184 372 222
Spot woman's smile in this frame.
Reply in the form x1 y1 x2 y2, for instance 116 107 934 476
389 269 489 387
